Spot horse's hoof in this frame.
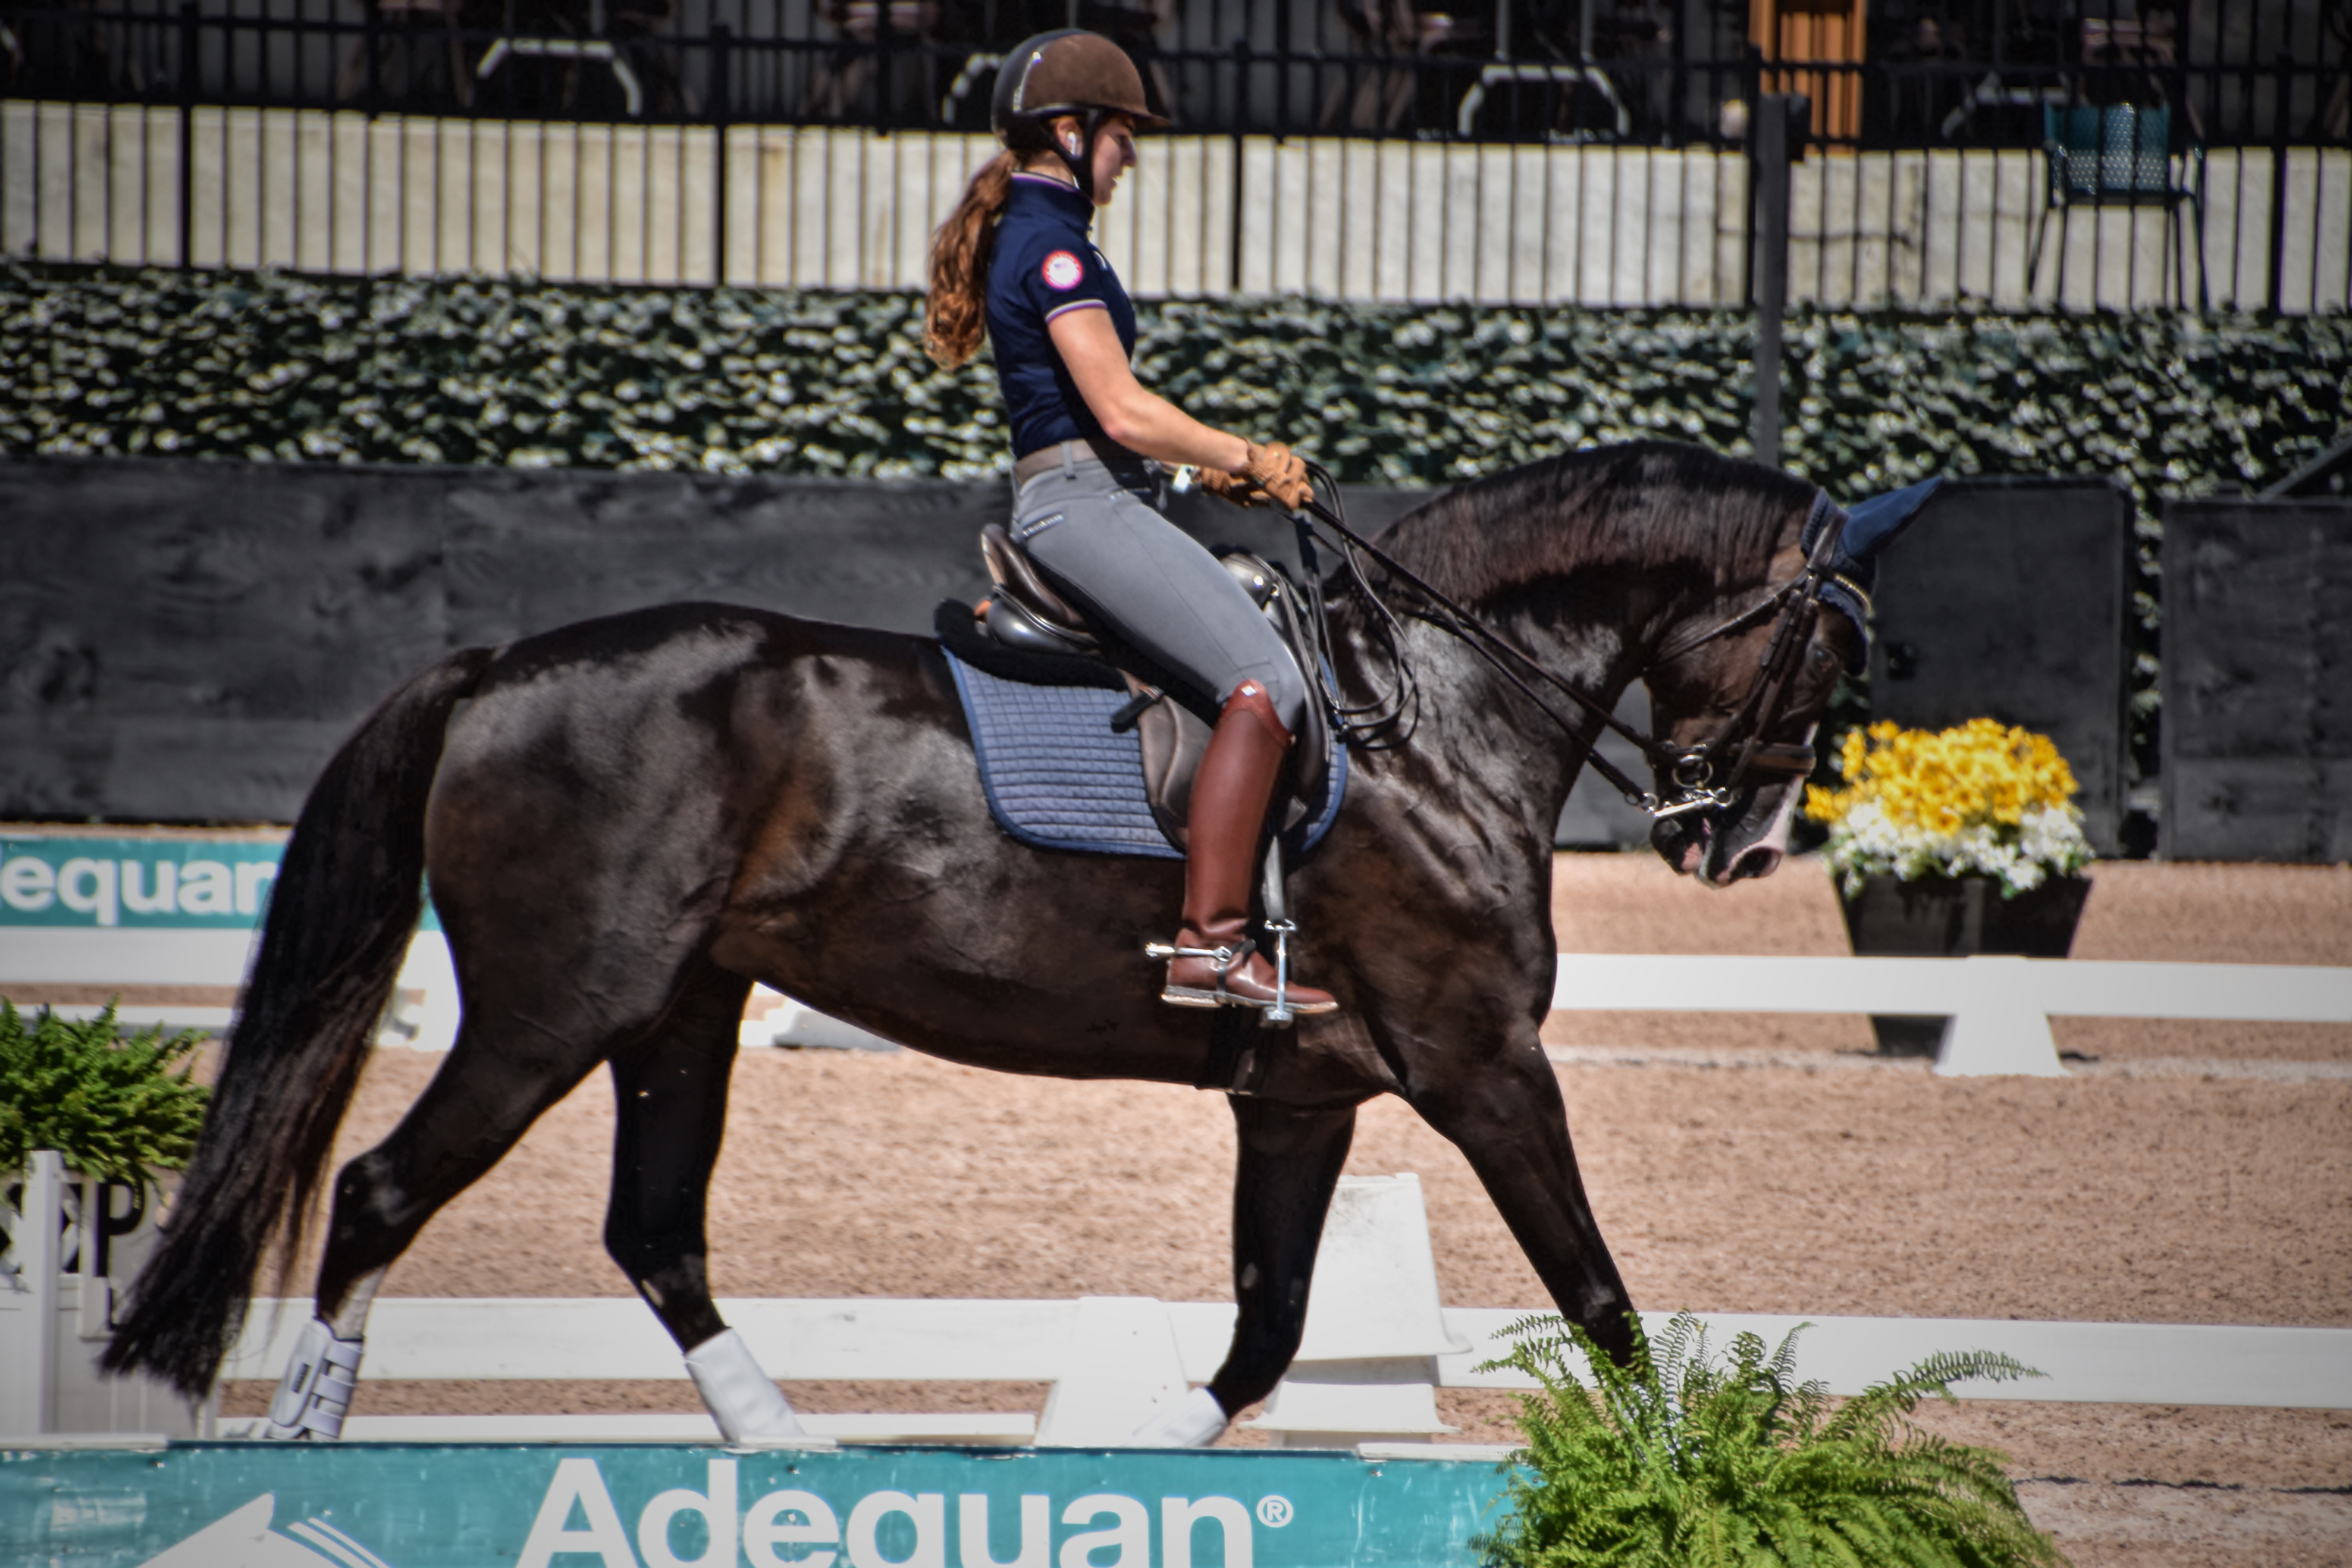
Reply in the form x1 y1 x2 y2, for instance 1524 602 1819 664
1129 1387 1230 1448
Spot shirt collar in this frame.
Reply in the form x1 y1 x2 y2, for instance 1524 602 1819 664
1008 171 1094 227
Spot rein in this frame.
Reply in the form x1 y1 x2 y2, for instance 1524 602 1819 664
1290 472 1843 822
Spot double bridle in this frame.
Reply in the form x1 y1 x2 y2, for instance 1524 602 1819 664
1290 475 1847 823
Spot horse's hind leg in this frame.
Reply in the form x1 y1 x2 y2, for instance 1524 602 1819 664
257 1011 612 1437
601 956 805 1439
1139 1096 1357 1446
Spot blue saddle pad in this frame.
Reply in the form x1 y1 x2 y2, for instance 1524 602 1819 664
944 650 1347 860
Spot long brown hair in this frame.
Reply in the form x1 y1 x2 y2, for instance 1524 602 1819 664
925 151 1018 368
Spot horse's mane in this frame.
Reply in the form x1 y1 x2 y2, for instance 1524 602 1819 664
1372 441 1817 605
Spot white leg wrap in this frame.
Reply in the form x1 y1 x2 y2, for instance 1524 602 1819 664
262 1318 365 1441
1129 1387 1229 1448
685 1327 806 1441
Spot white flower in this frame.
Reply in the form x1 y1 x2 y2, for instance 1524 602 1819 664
1825 801 2091 898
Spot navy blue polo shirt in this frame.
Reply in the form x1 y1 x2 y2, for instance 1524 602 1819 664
985 172 1138 459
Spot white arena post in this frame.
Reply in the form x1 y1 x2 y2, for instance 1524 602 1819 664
1247 1173 1470 1447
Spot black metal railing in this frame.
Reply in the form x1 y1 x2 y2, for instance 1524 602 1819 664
3 0 2348 310
7 0 2348 142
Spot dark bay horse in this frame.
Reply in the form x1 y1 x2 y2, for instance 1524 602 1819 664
108 441 1879 1437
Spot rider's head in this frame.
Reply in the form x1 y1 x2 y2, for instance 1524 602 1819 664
991 31 1165 204
926 31 1164 369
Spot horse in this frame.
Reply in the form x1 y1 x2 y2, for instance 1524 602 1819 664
106 439 1905 1442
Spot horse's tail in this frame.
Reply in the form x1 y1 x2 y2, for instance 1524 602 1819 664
103 646 495 1397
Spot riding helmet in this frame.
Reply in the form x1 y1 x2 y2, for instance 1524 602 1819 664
991 30 1166 198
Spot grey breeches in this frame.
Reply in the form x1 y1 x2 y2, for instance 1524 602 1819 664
1010 454 1308 730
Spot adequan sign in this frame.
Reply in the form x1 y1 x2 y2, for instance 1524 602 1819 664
0 1443 1512 1568
0 833 441 933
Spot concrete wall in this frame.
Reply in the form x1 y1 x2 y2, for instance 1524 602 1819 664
9 101 2347 310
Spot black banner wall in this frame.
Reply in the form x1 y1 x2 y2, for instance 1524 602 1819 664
2161 499 2352 862
25 459 2317 861
1 459 1014 822
0 457 1426 824
1866 477 2134 855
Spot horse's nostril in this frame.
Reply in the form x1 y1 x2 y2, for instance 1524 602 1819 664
1724 846 1783 882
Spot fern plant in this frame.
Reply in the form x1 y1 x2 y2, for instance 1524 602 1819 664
0 1000 211 1193
1475 1312 2067 1568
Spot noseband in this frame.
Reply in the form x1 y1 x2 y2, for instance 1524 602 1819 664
1293 479 1845 823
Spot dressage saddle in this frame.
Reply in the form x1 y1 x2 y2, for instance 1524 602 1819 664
935 523 1337 852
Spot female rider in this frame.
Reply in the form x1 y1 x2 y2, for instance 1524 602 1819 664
926 29 1337 1017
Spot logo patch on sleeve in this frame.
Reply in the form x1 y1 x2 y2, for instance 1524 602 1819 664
1041 250 1085 290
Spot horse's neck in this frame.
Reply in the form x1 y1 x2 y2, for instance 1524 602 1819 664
1334 598 1645 846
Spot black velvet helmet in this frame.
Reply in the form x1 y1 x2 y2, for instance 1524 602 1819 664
991 30 1165 199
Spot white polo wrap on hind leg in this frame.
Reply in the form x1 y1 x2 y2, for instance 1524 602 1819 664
1129 1386 1229 1448
262 1317 365 1440
685 1327 806 1440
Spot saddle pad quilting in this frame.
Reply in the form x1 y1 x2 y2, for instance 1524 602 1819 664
944 649 1345 860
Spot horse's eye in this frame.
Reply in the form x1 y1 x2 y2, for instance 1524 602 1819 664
1807 643 1837 670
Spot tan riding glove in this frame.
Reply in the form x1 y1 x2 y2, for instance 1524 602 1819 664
1196 441 1314 511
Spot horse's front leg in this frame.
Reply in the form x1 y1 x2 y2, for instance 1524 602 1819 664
601 954 808 1443
1138 1094 1359 1446
1411 1032 1638 1364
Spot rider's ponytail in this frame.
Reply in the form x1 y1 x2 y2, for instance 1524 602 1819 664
926 151 1017 368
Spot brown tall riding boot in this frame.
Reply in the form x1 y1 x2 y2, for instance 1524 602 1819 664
1158 681 1338 1014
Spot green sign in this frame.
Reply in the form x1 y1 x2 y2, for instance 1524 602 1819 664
0 835 441 933
1 1442 1513 1568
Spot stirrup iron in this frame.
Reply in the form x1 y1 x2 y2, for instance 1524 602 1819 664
1258 840 1298 1026
1148 843 1310 1025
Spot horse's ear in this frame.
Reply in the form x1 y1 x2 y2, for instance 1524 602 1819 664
1841 477 1943 561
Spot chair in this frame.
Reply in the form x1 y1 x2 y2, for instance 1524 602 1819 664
2029 102 2206 310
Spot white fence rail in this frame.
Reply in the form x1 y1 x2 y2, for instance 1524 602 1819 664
11 925 2350 1076
212 1297 2352 1423
10 102 2349 311
12 1152 2352 1450
1550 952 2352 1076
209 1165 2352 1443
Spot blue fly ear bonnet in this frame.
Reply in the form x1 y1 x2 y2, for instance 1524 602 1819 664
1800 477 1944 671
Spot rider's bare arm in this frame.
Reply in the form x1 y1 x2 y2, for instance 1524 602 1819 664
1049 305 1252 473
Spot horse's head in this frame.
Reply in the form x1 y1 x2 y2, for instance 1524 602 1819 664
1641 479 1938 888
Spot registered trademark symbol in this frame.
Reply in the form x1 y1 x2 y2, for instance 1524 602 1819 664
1256 1495 1294 1528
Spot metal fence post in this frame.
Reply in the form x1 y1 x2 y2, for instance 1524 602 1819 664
1738 43 1763 303
176 0 198 269
1228 39 1250 294
2268 52 2292 312
1751 93 1800 468
712 22 733 287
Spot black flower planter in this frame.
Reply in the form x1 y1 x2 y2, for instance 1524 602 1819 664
1836 873 2093 1055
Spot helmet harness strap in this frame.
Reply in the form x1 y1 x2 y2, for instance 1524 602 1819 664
1048 106 1110 203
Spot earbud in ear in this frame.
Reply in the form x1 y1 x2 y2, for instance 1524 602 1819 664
1065 135 1081 154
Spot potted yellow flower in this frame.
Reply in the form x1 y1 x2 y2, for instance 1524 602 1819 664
1805 719 2095 1054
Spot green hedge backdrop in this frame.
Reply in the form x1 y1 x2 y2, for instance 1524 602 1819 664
6 263 2341 501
